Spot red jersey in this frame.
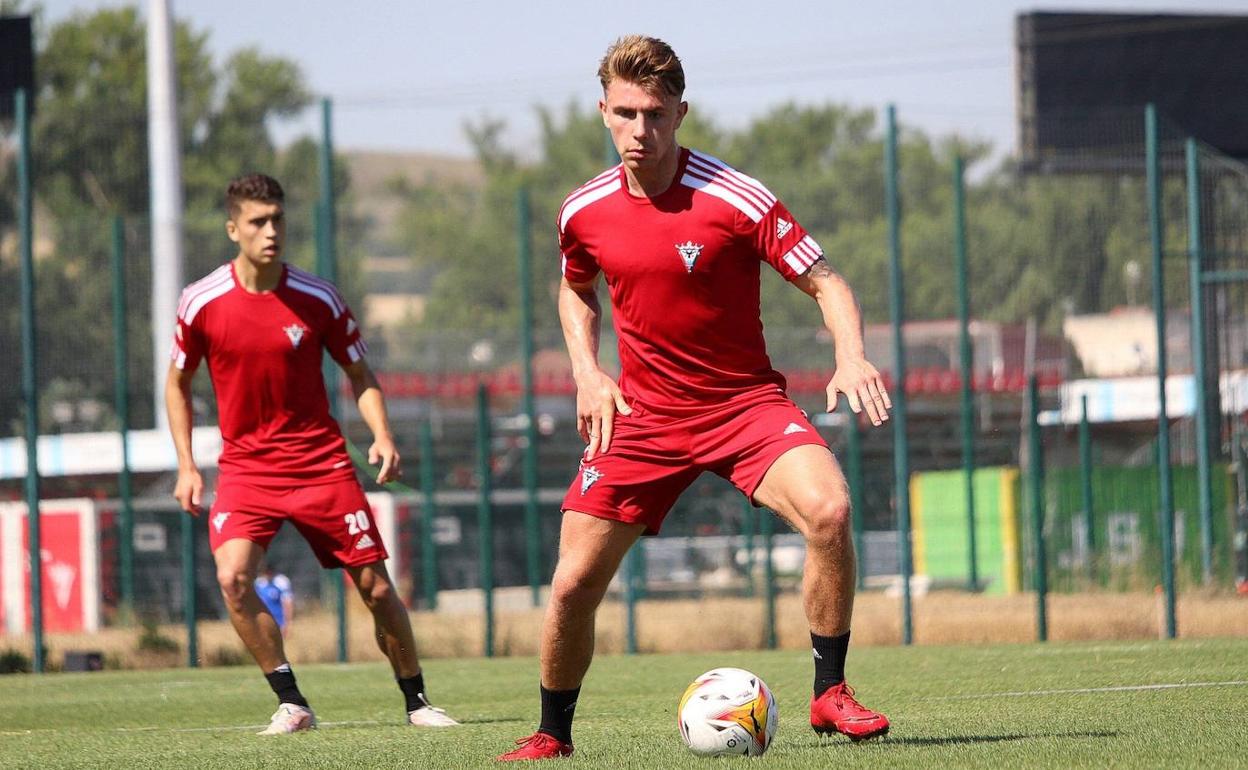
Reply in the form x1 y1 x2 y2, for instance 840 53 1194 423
558 148 825 414
171 262 367 484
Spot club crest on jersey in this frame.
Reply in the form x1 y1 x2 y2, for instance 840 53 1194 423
675 241 704 273
776 218 793 238
581 465 603 495
283 324 308 349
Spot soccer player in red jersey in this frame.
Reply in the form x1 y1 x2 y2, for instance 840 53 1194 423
498 37 892 761
166 174 458 734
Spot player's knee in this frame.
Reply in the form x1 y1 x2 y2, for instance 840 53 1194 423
358 574 395 609
550 567 610 613
802 496 851 550
216 567 254 607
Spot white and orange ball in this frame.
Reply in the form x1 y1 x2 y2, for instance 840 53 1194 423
677 667 778 757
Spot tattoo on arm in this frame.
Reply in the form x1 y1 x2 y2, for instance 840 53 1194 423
807 257 837 279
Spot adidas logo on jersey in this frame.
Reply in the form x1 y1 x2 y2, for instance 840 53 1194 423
213 511 231 533
776 218 793 238
581 465 603 495
675 241 703 273
783 422 808 435
284 324 308 349
346 317 358 335
355 533 376 550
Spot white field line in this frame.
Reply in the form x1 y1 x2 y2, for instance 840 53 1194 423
926 680 1248 701
114 718 391 733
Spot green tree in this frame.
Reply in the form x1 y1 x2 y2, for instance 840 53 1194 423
1 7 320 434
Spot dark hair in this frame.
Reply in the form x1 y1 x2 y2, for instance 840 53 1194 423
598 35 685 98
225 174 284 217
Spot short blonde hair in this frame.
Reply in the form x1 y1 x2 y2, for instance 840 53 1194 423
597 35 685 98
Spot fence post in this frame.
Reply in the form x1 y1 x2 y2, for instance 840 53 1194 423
1027 375 1048 642
740 498 756 597
760 508 777 650
953 155 979 591
314 100 348 663
111 216 136 621
624 544 640 654
476 383 495 657
419 421 439 610
886 104 914 645
1185 138 1215 585
1146 105 1177 637
182 513 198 667
517 186 542 608
1078 394 1095 581
17 88 44 673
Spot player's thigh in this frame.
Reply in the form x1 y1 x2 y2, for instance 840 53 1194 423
344 558 397 598
751 444 850 535
553 510 645 592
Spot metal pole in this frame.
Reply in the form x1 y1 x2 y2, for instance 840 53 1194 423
953 155 978 591
1185 138 1215 585
517 187 542 608
1078 394 1095 581
146 0 184 431
760 508 777 650
1147 105 1177 637
419 422 439 610
624 543 639 654
182 512 198 667
111 216 136 620
17 88 44 673
314 102 347 661
886 105 914 645
317 99 341 418
476 383 495 657
740 498 756 597
845 413 865 591
1028 375 1048 642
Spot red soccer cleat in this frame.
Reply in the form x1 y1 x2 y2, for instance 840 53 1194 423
496 732 575 761
810 682 890 742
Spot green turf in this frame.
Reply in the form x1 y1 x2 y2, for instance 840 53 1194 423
1 639 1246 769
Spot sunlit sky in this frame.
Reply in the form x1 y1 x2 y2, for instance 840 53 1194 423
37 0 1248 161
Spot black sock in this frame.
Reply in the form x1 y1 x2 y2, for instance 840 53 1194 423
265 663 309 708
397 672 430 713
537 684 580 744
812 631 851 697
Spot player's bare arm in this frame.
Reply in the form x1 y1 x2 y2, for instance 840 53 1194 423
164 361 204 515
343 359 401 484
794 258 892 426
559 275 632 458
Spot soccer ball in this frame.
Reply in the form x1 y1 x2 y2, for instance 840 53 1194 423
677 667 778 757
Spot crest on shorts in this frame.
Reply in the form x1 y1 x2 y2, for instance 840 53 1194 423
675 241 703 273
283 323 307 349
581 465 603 495
213 511 230 533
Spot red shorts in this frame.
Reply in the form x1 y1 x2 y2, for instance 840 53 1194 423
208 477 388 568
561 392 828 535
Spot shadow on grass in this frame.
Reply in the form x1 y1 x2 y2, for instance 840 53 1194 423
847 730 1119 748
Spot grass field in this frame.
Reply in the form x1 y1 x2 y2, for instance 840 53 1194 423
2 638 1246 769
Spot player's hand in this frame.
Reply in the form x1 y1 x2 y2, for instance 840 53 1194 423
173 465 204 515
575 369 632 459
369 434 402 484
827 357 892 427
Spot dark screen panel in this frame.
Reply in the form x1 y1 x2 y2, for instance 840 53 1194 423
0 15 35 120
1017 12 1248 168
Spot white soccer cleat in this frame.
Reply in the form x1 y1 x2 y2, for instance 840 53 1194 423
407 705 460 727
257 703 317 735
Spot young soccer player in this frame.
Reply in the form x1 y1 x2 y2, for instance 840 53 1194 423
498 36 892 761
166 174 458 734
